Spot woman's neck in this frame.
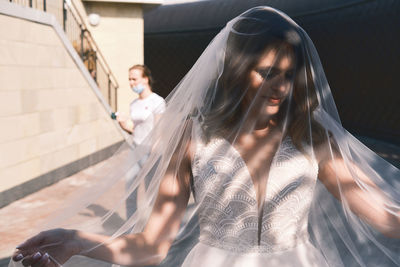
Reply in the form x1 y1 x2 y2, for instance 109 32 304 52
226 119 280 145
247 117 279 133
139 87 153 99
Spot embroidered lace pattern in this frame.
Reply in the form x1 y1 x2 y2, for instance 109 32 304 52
191 136 318 253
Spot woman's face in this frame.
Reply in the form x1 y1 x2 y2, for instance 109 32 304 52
246 46 295 123
129 68 147 88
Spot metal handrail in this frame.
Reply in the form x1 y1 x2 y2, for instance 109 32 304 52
67 0 119 88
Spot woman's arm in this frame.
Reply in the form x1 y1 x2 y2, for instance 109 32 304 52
117 113 135 135
14 136 193 267
317 152 400 239
81 146 192 266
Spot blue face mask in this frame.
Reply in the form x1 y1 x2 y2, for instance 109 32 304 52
132 84 145 94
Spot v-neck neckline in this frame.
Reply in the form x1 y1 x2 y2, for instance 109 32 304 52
218 136 286 245
218 136 287 189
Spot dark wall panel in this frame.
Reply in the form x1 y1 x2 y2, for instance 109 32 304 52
144 0 400 144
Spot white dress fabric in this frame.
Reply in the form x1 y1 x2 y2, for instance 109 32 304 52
181 135 329 266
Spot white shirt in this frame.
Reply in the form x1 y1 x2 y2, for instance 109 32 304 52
130 92 166 145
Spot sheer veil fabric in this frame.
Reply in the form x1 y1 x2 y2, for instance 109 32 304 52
10 6 399 267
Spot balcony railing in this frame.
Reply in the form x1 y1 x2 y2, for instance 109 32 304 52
8 0 119 111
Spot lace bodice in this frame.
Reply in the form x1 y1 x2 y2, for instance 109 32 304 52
191 135 319 253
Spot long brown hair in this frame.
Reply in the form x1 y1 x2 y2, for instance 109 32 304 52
201 8 327 151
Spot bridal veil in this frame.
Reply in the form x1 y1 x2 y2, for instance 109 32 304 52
10 6 399 267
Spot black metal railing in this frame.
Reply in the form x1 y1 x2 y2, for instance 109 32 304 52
8 0 119 111
8 0 46 11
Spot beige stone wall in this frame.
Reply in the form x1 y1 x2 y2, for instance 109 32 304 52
83 1 144 115
0 14 123 192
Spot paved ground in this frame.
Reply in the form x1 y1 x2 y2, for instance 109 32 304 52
0 158 118 267
0 137 399 267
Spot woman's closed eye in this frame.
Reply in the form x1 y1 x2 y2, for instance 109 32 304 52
255 68 294 81
285 70 295 80
255 68 278 79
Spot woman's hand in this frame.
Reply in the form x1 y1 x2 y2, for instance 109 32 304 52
12 228 80 267
116 113 134 134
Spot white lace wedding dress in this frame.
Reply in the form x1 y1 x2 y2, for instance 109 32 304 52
182 135 329 267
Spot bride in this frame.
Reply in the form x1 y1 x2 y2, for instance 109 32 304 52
11 6 400 267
